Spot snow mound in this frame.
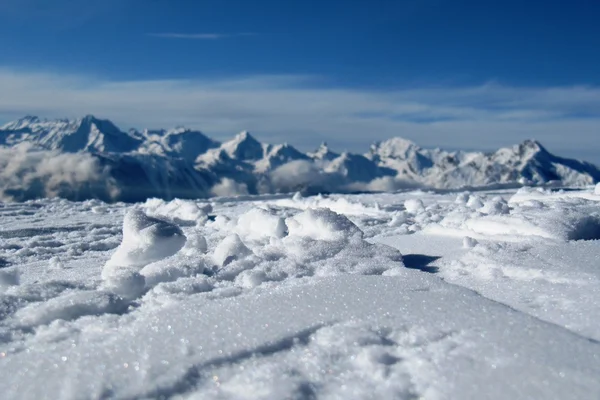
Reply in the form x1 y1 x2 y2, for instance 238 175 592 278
271 195 386 217
235 208 288 240
102 209 187 289
509 186 600 204
196 207 403 287
213 234 253 267
5 188 600 398
404 198 425 214
427 193 600 241
275 209 404 276
142 198 209 225
286 208 363 241
15 291 128 328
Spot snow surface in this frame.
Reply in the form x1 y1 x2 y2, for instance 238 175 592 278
1 187 600 399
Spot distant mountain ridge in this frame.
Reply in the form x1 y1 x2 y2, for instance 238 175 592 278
0 114 598 202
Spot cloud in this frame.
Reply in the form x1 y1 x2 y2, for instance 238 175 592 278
0 143 118 202
148 33 256 40
211 178 249 197
1 68 600 164
270 160 330 192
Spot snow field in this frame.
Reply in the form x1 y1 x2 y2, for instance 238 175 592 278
1 186 600 398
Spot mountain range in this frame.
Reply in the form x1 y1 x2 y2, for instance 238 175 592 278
0 115 598 202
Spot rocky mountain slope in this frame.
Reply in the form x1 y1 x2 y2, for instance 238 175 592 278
1 115 598 202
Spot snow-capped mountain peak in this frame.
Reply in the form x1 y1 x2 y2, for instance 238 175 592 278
516 139 548 157
221 130 264 161
0 115 142 153
0 114 599 202
309 142 340 161
369 137 421 160
1 115 41 130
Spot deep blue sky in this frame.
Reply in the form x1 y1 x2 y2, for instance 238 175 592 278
1 0 599 162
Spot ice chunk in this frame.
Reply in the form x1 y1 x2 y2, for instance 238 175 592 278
271 196 385 217
102 269 146 300
466 195 484 209
404 199 425 214
142 260 207 288
102 209 186 278
181 232 208 256
213 234 253 266
480 197 509 215
235 269 267 288
455 192 470 204
463 236 478 248
236 208 288 240
595 183 600 196
389 211 409 227
142 198 208 225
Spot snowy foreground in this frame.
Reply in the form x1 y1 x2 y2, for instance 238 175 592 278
1 186 600 399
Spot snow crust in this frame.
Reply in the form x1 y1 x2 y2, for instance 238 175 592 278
1 186 600 399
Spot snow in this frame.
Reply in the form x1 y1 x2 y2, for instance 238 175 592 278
2 115 600 203
1 187 600 399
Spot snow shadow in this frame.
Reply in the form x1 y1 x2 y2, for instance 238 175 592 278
402 254 440 274
142 324 327 399
569 216 600 241
0 225 85 239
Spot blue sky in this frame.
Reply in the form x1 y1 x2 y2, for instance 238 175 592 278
1 0 599 162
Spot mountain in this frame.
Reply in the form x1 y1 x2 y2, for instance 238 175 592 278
0 115 599 202
1 115 142 153
136 127 220 163
367 138 600 188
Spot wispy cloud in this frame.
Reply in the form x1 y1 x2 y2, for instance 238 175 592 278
0 68 599 163
148 32 256 40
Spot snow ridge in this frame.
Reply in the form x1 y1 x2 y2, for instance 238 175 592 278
0 115 599 202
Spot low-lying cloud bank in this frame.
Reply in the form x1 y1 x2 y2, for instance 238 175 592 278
0 144 118 202
0 145 418 202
